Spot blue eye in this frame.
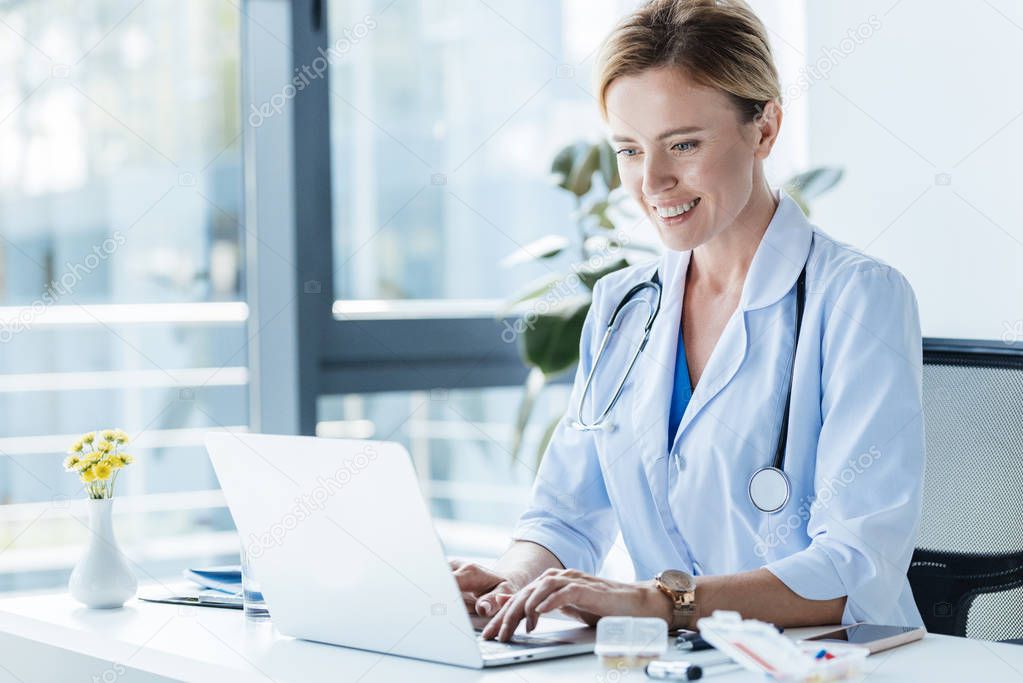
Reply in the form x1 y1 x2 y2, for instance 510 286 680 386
673 141 697 152
616 148 638 157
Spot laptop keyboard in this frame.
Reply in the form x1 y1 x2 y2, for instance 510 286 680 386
477 634 568 655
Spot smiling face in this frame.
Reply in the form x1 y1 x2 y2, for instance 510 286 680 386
605 66 779 253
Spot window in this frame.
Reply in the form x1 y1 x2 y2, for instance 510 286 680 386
328 0 641 306
309 1 645 536
317 384 571 552
0 1 243 592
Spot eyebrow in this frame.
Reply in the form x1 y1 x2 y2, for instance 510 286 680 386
610 126 705 143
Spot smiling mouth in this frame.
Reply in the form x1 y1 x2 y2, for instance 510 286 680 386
652 197 701 221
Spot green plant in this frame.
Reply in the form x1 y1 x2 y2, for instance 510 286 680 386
499 140 653 465
502 140 843 465
782 167 844 217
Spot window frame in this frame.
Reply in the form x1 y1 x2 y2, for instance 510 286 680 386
277 0 535 435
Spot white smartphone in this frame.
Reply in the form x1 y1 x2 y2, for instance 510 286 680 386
801 624 925 654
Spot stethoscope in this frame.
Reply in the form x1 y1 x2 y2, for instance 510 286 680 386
569 261 808 514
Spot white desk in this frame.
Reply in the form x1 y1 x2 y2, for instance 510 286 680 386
1 588 1022 683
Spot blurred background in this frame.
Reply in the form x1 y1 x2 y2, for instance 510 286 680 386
1 0 1021 594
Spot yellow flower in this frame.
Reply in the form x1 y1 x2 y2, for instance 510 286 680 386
81 432 95 444
80 468 97 483
120 453 134 465
92 461 113 481
96 440 113 453
100 429 116 441
63 455 80 471
69 440 84 454
114 429 130 444
104 454 124 469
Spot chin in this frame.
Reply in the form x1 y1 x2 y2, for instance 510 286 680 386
653 221 708 253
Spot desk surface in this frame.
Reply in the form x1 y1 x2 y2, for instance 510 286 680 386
1 587 1022 683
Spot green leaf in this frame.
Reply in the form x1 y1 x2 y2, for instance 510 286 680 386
582 235 620 253
787 189 811 217
567 144 600 197
519 296 591 377
550 142 579 191
783 167 844 201
502 273 566 310
574 257 629 291
577 198 609 218
535 414 562 468
509 367 546 463
500 235 569 267
598 140 620 191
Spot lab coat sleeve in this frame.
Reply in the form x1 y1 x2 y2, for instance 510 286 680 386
510 280 620 575
764 265 925 624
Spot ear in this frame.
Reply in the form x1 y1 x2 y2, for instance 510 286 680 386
752 100 782 159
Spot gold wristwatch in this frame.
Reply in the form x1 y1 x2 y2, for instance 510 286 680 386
654 569 696 631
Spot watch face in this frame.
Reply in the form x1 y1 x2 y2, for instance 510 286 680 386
659 570 695 593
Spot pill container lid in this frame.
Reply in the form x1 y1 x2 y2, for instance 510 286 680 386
595 617 669 656
696 611 869 682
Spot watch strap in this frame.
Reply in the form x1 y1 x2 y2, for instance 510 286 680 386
655 577 696 631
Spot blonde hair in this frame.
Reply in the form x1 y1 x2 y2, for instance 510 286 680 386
595 0 781 123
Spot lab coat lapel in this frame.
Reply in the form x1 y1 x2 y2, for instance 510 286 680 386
673 303 749 441
629 250 687 472
667 189 815 447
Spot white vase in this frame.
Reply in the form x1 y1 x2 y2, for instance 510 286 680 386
68 497 137 608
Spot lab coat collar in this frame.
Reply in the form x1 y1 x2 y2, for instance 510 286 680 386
627 187 812 474
739 188 814 312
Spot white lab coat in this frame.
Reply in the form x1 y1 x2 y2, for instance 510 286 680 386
513 189 926 627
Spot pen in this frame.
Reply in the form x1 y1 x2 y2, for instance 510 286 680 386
674 625 783 652
645 660 704 680
646 658 736 680
674 630 713 651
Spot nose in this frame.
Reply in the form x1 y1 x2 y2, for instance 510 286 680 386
641 151 677 199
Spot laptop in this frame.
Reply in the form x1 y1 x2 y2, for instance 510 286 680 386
204 433 596 668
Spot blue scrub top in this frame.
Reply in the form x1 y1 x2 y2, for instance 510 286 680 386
668 321 692 448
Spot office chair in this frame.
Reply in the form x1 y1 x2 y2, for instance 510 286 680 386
908 339 1023 644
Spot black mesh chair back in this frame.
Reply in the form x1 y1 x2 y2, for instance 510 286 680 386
908 339 1023 641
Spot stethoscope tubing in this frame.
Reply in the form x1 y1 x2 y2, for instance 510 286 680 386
570 255 809 514
571 269 662 431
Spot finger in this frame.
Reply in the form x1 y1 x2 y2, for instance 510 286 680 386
462 590 482 613
475 581 515 617
452 563 501 597
503 568 570 636
498 574 571 641
535 583 589 615
481 592 515 640
490 583 542 642
497 589 532 642
523 577 572 633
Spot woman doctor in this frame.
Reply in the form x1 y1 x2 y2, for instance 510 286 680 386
456 0 926 641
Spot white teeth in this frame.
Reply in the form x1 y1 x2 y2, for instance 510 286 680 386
655 197 700 218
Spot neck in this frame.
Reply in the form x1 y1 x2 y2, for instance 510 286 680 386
687 180 778 295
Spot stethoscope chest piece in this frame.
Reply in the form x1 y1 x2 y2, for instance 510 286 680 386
748 466 790 514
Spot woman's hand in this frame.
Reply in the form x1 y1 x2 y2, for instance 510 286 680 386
481 568 671 641
449 559 526 617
